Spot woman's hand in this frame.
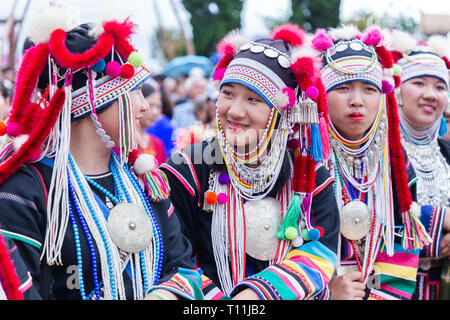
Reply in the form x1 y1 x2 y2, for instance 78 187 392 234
440 233 450 258
144 289 179 300
232 288 261 300
329 271 366 300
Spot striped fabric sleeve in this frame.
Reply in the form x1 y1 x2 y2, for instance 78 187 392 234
147 268 220 300
231 241 336 300
418 205 446 258
368 242 419 300
160 148 202 206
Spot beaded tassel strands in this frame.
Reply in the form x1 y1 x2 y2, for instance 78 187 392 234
399 107 450 207
330 96 396 282
216 106 290 200
67 151 163 300
207 169 294 296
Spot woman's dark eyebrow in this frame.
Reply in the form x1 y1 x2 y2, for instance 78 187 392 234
222 83 234 88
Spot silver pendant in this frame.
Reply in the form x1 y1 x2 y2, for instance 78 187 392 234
244 198 281 261
107 202 154 253
340 200 371 241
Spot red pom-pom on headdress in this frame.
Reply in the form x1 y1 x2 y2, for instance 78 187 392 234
271 23 305 47
443 56 450 69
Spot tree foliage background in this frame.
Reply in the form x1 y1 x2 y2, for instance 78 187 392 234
181 0 244 57
289 0 341 32
177 0 418 59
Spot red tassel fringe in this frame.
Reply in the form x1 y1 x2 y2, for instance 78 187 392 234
0 89 66 185
292 154 316 193
49 30 114 70
375 45 412 212
386 90 412 212
9 44 49 128
0 234 23 300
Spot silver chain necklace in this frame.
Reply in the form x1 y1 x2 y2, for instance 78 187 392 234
401 134 450 207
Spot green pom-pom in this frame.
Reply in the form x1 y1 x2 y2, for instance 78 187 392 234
302 229 310 241
128 51 144 67
277 193 302 240
393 64 402 76
284 227 298 240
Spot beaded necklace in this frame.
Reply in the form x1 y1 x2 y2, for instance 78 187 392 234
67 151 163 299
330 97 394 282
216 106 290 199
398 106 440 146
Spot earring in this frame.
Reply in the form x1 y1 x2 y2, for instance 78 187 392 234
395 88 402 106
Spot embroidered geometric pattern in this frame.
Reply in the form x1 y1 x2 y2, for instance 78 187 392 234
71 66 151 119
321 56 383 92
222 58 287 108
0 192 38 212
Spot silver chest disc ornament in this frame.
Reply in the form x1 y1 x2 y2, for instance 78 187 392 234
244 198 282 261
339 200 372 241
107 202 154 253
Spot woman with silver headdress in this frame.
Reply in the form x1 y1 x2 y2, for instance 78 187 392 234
161 24 340 300
390 30 450 300
312 25 430 300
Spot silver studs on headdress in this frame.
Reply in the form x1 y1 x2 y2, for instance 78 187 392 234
239 41 292 69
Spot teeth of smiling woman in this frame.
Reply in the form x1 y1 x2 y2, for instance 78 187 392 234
420 105 435 112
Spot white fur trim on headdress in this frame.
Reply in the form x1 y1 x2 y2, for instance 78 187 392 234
328 24 360 41
290 45 321 63
222 29 250 53
275 91 290 109
13 134 29 152
390 29 416 53
27 5 81 44
133 153 157 175
380 28 393 48
427 35 450 58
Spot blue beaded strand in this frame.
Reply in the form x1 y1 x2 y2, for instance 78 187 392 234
68 154 118 300
85 175 120 205
68 195 87 299
68 173 101 300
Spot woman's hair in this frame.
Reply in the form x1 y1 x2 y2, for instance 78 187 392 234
0 81 9 100
142 82 157 98
142 82 174 118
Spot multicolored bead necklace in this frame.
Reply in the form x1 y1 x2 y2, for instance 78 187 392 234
66 151 163 299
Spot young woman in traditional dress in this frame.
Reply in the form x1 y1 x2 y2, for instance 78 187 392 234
0 6 204 300
390 30 450 300
312 25 430 300
161 24 340 300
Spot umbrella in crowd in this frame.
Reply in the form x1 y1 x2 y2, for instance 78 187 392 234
164 55 214 77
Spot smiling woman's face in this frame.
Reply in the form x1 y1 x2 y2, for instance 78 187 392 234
326 81 382 141
217 82 272 150
400 76 448 128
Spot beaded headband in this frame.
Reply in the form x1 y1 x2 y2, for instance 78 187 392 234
321 38 384 92
312 25 432 251
397 47 449 88
0 6 150 184
313 26 398 95
71 65 151 120
221 57 288 110
389 30 450 89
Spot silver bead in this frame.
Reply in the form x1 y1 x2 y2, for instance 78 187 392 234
101 135 111 142
105 141 115 148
